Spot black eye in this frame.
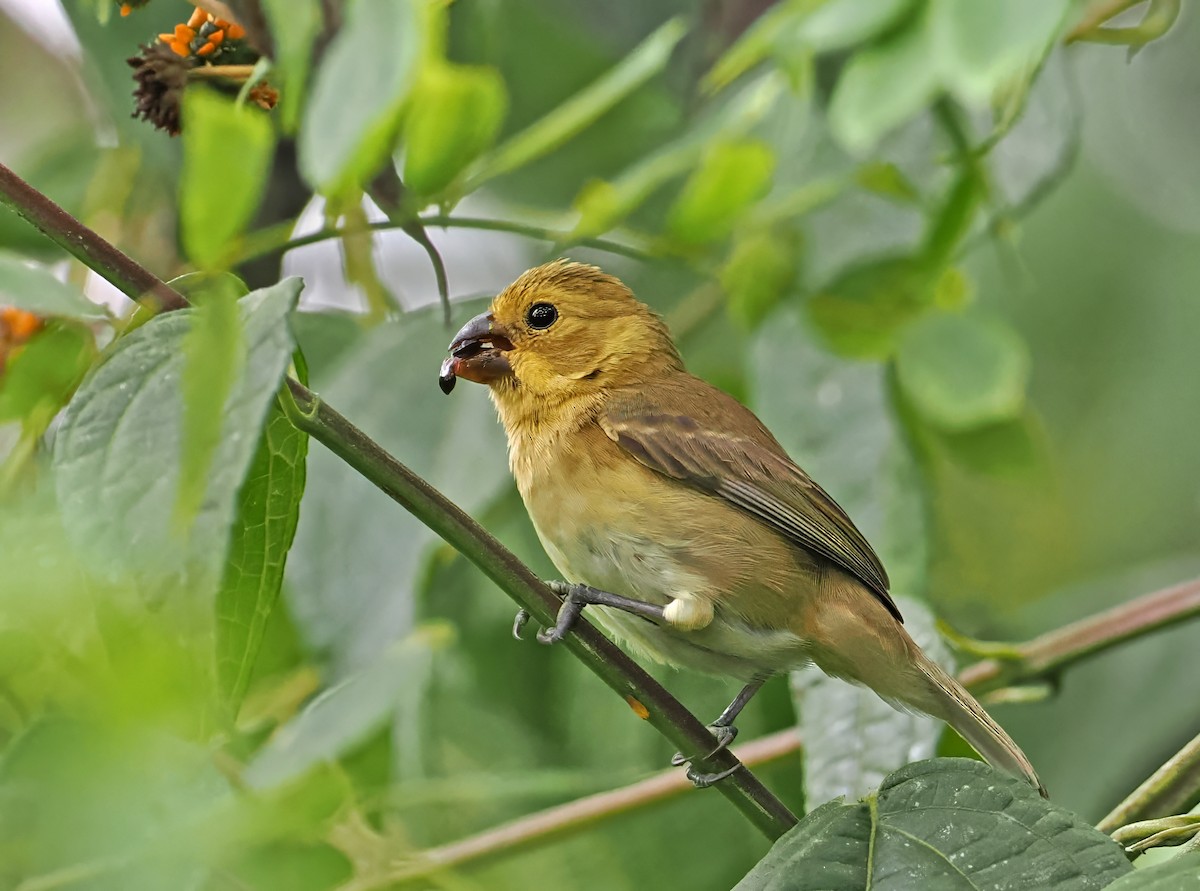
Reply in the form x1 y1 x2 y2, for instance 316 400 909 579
526 302 558 330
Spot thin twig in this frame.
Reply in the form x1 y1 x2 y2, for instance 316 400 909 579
1098 731 1200 834
340 729 802 890
0 161 797 841
234 215 661 267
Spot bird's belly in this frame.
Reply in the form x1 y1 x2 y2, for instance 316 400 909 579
536 525 810 680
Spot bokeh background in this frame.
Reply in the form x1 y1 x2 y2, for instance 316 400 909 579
1 1 1198 888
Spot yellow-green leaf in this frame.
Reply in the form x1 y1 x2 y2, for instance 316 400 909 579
403 63 508 197
181 90 275 269
667 140 775 243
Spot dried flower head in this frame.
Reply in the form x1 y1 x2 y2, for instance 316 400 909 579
127 42 193 136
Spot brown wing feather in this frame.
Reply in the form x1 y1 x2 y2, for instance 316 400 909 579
601 379 901 623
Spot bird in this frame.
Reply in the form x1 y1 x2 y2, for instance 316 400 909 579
438 259 1044 795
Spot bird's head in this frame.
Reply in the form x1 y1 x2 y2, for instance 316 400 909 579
439 261 682 401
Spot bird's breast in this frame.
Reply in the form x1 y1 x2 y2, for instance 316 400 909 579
508 422 817 677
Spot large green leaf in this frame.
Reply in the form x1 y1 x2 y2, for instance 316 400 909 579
735 759 1133 890
216 396 309 711
180 90 275 269
53 280 302 596
284 301 509 670
0 251 105 318
298 0 421 195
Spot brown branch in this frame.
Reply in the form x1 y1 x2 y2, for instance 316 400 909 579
0 163 187 313
0 160 797 842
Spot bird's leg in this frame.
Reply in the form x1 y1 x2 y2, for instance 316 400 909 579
534 581 666 645
672 677 767 782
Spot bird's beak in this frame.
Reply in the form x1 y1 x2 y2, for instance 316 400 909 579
438 311 515 394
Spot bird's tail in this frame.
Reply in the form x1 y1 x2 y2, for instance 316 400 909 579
909 651 1046 797
804 580 1045 796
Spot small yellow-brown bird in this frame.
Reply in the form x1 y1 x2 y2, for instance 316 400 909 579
439 260 1043 794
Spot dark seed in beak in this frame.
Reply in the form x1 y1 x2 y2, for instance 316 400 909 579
438 357 457 394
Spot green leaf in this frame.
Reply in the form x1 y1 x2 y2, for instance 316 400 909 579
260 0 321 133
181 90 275 269
896 312 1031 431
797 0 920 52
734 759 1133 890
828 11 940 154
667 140 775 243
244 632 442 788
176 275 245 530
467 17 686 187
53 279 303 595
299 0 421 195
0 321 94 424
1104 852 1200 890
932 0 1071 105
403 62 508 197
216 396 308 712
0 251 105 318
807 256 933 358
223 842 353 891
720 229 801 329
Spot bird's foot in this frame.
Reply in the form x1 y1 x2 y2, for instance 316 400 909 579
685 762 742 789
511 582 666 645
670 723 738 767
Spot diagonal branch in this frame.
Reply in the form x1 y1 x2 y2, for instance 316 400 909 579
0 164 187 313
0 160 797 841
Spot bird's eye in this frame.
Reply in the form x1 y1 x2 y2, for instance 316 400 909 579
526 302 558 330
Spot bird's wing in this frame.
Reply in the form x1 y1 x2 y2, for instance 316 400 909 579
600 399 900 622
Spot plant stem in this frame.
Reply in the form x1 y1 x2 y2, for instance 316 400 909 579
283 380 797 838
235 214 661 266
1098 731 1200 834
1065 0 1150 43
958 577 1200 694
0 160 796 841
0 163 186 312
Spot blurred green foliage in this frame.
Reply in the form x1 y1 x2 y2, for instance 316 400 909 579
1 0 1199 888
